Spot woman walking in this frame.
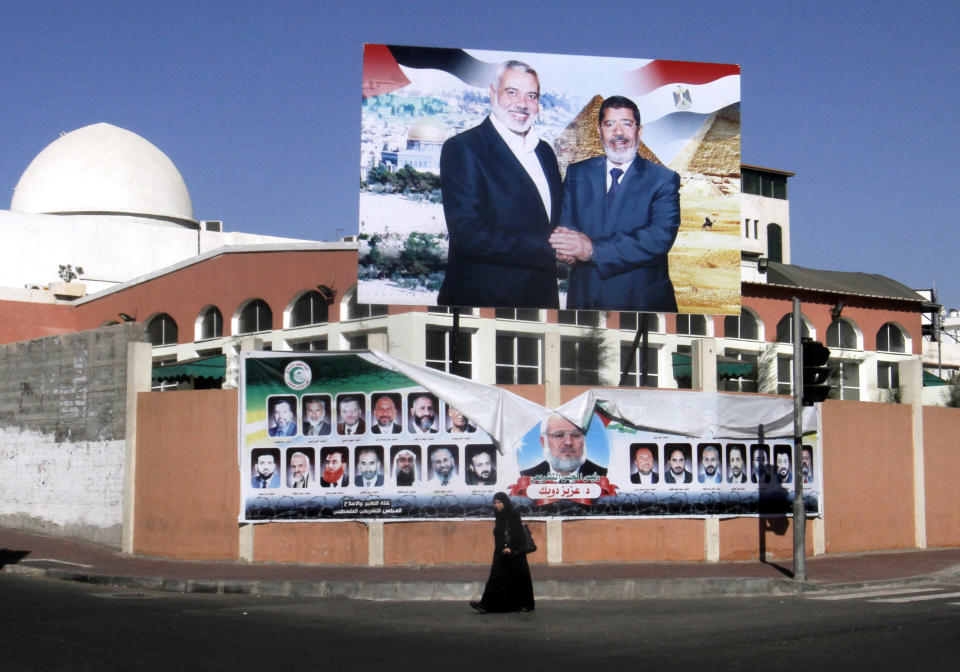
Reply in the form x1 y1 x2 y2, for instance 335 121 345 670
470 492 534 613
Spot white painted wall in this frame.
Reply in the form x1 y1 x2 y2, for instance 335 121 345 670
0 428 125 546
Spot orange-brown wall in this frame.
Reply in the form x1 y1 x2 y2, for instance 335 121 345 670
253 522 368 564
563 519 705 562
500 385 547 406
718 516 814 561
742 287 922 354
0 299 75 344
134 390 240 560
923 406 960 547
73 249 360 337
820 400 916 552
385 522 496 565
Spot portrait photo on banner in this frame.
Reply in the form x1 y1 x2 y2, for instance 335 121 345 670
358 44 742 314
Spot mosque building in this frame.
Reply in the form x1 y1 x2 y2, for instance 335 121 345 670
0 122 310 297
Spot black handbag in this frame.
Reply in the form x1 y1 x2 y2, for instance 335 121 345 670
520 523 537 554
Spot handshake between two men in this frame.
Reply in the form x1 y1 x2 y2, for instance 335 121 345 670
549 227 592 266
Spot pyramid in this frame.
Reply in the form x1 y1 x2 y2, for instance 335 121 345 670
553 95 663 176
668 104 741 177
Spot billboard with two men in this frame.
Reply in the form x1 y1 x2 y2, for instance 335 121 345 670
359 44 741 313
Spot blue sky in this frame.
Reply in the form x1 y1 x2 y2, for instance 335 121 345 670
3 0 958 309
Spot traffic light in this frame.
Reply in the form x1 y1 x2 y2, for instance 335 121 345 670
801 338 831 406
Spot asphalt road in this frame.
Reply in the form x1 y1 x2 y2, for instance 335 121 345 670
2 572 959 671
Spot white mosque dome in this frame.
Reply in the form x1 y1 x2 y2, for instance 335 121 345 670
11 123 195 224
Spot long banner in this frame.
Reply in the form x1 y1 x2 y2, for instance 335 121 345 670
240 352 820 521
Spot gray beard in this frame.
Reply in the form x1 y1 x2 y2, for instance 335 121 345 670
548 454 586 475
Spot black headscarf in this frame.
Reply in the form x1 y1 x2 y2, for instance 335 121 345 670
492 491 522 552
493 491 514 515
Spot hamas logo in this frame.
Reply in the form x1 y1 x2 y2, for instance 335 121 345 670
284 360 312 390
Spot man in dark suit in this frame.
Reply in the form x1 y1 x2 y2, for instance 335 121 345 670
727 446 748 483
751 446 772 484
520 413 606 479
302 396 331 436
551 95 681 312
438 59 562 308
251 451 281 489
320 448 349 488
664 447 693 484
336 396 366 435
355 447 385 488
268 398 297 437
630 445 659 484
371 394 402 434
465 448 497 486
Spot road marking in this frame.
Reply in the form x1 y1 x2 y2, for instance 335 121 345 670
870 591 960 604
807 587 942 601
21 558 94 568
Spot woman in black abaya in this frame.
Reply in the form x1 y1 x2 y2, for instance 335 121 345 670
470 492 534 613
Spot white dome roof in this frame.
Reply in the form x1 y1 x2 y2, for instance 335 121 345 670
11 123 194 223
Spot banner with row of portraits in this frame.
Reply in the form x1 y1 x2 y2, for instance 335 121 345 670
240 352 820 521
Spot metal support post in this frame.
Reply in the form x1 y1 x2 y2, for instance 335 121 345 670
791 298 806 581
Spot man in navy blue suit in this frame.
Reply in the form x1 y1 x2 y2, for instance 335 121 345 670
438 60 562 308
551 95 681 312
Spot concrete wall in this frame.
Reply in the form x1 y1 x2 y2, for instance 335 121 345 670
0 324 146 547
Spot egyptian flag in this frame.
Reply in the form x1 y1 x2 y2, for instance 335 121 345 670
362 44 497 98
623 59 740 125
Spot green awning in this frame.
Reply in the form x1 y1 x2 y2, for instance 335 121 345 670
923 370 950 387
152 354 226 382
671 352 755 380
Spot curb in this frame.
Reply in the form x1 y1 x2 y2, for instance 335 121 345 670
8 562 959 601
6 564 811 600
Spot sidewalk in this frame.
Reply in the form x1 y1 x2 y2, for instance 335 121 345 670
3 527 960 600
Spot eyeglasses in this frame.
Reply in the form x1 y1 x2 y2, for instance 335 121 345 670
547 429 584 441
601 119 638 130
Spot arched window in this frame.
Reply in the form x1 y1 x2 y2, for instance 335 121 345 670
676 314 708 336
199 306 223 340
146 313 178 346
767 224 783 263
290 291 329 327
238 299 272 334
724 309 759 340
876 323 906 353
826 319 858 350
776 314 809 343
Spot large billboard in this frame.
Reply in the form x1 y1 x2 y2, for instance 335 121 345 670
240 353 820 521
359 44 741 314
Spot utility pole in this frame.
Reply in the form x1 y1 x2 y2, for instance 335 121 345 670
791 298 806 580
